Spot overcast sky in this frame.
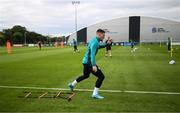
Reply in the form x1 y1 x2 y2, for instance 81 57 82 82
0 0 180 36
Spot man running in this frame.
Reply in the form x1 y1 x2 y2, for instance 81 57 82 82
168 37 171 52
130 40 135 52
68 29 112 99
73 39 79 53
105 37 112 57
38 41 42 50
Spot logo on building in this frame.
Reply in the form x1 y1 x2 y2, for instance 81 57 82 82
103 29 118 34
152 27 169 33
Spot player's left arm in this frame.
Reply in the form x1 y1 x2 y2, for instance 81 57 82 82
99 39 112 49
98 43 107 49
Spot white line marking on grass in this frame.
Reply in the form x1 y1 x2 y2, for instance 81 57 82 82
0 85 180 95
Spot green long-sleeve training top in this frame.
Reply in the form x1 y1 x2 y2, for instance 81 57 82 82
82 36 107 66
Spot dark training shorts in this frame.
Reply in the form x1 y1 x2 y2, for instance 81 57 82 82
76 64 105 88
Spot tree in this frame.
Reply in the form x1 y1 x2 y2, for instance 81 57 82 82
0 31 5 46
11 25 26 34
0 25 65 46
12 32 23 44
11 25 26 44
3 29 13 43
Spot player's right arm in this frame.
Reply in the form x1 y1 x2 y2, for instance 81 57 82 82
90 42 98 66
90 42 98 72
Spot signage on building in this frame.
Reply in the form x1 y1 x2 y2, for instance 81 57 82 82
152 27 169 33
103 29 118 34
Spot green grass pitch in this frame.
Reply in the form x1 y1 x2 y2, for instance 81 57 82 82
0 45 180 112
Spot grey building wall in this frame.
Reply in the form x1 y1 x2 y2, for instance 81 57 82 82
67 16 180 44
87 17 129 42
140 17 180 42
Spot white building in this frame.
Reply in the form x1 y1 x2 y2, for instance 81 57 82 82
67 16 180 44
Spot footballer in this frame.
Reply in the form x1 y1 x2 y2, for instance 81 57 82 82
68 29 112 99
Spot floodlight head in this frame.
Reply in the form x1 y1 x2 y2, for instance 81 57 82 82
72 1 80 5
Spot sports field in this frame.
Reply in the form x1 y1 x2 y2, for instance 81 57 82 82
0 45 180 112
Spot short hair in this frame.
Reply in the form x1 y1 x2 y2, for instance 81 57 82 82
96 29 105 34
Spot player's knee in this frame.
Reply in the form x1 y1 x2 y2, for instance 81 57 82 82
99 74 105 81
102 75 105 80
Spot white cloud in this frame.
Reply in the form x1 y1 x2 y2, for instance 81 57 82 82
0 0 179 36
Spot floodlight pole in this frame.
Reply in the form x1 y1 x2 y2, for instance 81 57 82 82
0 19 1 31
0 15 3 31
72 1 80 41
